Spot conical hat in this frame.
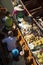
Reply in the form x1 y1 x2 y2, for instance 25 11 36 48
14 6 24 11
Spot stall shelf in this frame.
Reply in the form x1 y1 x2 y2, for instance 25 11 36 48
20 0 43 31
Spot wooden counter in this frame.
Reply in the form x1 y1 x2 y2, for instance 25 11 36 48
16 26 38 65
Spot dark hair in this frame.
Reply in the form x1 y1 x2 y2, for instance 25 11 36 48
13 29 18 37
5 11 10 16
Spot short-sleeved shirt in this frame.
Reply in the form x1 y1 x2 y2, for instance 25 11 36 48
3 16 13 30
5 16 13 26
2 37 17 51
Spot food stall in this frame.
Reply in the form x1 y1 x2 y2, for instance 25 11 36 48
0 0 43 65
14 0 43 65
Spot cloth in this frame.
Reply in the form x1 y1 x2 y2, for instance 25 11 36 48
2 37 17 51
12 10 17 15
17 11 24 18
5 16 13 27
5 16 13 30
